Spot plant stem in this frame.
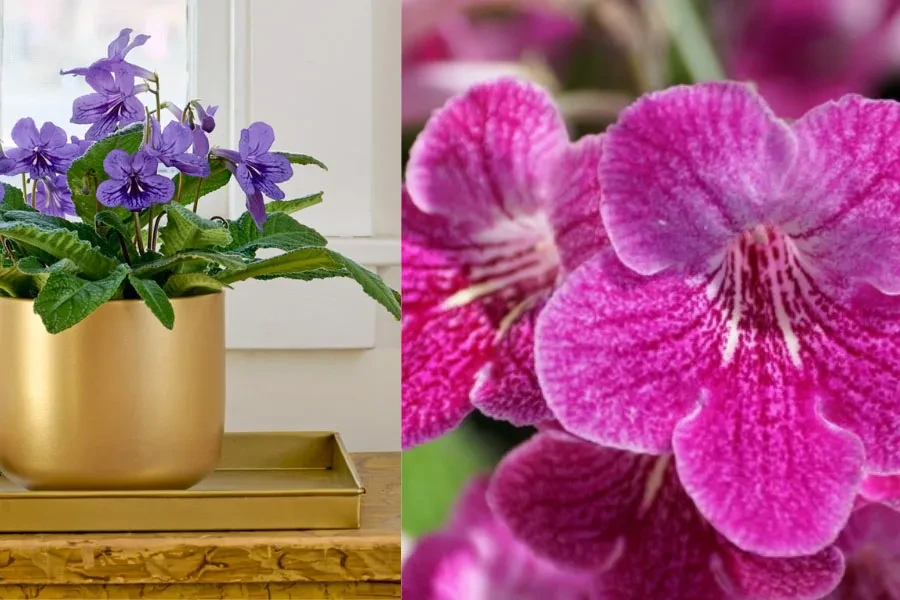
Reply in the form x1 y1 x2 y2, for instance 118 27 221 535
151 212 165 250
147 204 155 251
152 79 162 121
116 233 132 265
133 212 145 255
175 175 184 206
191 179 203 213
20 174 26 204
30 179 37 210
0 237 13 263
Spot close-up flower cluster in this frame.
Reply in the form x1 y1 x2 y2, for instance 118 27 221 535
401 0 900 598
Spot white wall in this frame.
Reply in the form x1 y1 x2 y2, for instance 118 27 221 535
195 0 401 451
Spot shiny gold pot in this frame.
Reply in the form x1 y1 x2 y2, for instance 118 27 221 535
0 292 225 491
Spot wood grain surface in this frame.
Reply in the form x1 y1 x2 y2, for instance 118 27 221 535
0 453 400 599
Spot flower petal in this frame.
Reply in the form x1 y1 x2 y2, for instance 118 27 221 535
71 93 116 124
84 68 118 95
11 117 40 149
3 148 35 176
600 81 796 275
401 533 482 600
254 152 293 183
781 96 900 294
119 95 145 126
168 154 211 178
191 129 210 156
860 474 900 509
96 180 126 208
141 174 175 206
161 121 192 155
406 78 569 226
107 28 133 59
239 122 276 157
38 121 67 148
255 176 286 201
103 149 133 179
245 189 267 230
132 151 159 178
234 163 257 197
827 503 900 600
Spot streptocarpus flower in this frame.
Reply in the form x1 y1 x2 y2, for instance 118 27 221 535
825 503 900 599
4 118 81 179
211 122 292 229
402 476 592 600
71 69 146 141
402 78 607 448
535 81 900 556
28 175 76 218
61 28 154 80
717 0 900 118
490 430 845 600
96 150 174 211
145 118 210 177
166 102 218 156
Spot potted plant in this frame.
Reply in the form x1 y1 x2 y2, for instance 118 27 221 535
0 29 400 491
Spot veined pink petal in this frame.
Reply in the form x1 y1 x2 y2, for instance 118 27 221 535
826 503 900 599
781 96 900 295
406 78 569 225
490 432 844 600
860 474 900 509
600 81 796 276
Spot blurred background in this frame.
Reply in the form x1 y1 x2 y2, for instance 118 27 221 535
401 0 900 538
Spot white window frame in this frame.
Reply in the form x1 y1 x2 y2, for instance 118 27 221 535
190 0 400 350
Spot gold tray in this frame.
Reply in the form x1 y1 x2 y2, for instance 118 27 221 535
0 432 364 532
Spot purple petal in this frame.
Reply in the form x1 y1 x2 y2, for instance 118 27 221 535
194 102 217 133
191 129 210 156
234 163 257 197
119 95 145 126
71 93 118 124
780 96 900 294
168 154 211 178
600 81 796 276
85 68 118 95
60 66 91 77
406 78 569 227
43 144 82 172
38 121 67 148
239 122 276 158
33 179 75 218
132 151 158 177
255 176 286 201
96 180 126 208
107 28 133 59
827 504 900 599
245 190 268 230
123 33 150 57
114 72 137 95
140 174 175 206
401 533 483 600
3 148 36 176
11 117 40 148
161 120 192 154
717 541 844 599
103 149 133 179
253 152 293 183
84 110 121 141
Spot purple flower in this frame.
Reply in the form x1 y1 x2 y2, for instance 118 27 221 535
61 28 154 80
70 135 93 156
28 175 76 218
490 431 846 600
535 82 900 557
717 0 900 118
401 79 607 448
96 150 174 212
825 504 900 599
402 476 592 600
71 69 146 141
211 122 292 229
194 103 218 133
166 102 218 156
145 118 210 178
4 118 81 178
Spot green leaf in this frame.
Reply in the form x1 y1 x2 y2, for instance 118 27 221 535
216 247 339 284
33 265 130 334
167 159 232 213
0 185 27 211
225 212 326 256
163 273 228 297
660 0 725 83
67 123 144 225
94 210 138 261
159 203 232 255
328 251 401 320
0 221 120 280
0 262 40 297
128 274 175 329
132 250 246 277
279 152 327 171
265 192 324 215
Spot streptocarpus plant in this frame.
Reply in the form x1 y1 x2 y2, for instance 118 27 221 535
0 28 400 333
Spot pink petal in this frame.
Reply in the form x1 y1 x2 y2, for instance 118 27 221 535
536 251 712 452
600 81 796 276
717 542 844 600
471 298 553 426
406 78 569 226
546 134 608 274
827 503 900 600
401 533 484 600
781 96 900 295
860 474 900 509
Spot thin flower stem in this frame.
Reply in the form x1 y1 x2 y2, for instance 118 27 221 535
191 179 203 213
116 233 132 265
0 237 13 263
30 179 37 210
152 79 162 122
175 175 184 206
133 212 145 255
20 174 26 204
147 204 155 251
151 212 165 250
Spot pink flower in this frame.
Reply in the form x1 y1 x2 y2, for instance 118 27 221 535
489 430 846 600
717 0 900 118
402 78 606 448
826 503 900 599
402 476 593 600
402 0 580 124
536 82 900 556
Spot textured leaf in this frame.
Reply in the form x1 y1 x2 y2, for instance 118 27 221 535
0 184 27 211
0 262 40 297
33 265 129 334
128 274 175 329
166 159 232 214
67 123 143 225
278 152 328 170
225 212 326 257
328 251 401 320
265 192 323 215
94 210 138 261
216 247 339 284
132 250 246 277
163 273 228 297
159 203 232 255
0 221 120 279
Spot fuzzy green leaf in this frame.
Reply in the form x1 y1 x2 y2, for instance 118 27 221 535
33 265 129 333
67 124 144 225
328 251 400 320
128 274 175 329
0 262 40 297
0 185 27 211
94 210 138 261
0 221 120 280
159 203 232 255
216 247 338 284
265 192 323 215
279 152 327 170
163 273 228 297
132 250 246 277
167 159 232 213
226 212 326 257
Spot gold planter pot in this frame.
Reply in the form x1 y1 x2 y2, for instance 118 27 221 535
0 292 225 491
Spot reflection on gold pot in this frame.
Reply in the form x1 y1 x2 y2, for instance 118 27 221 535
0 292 225 491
